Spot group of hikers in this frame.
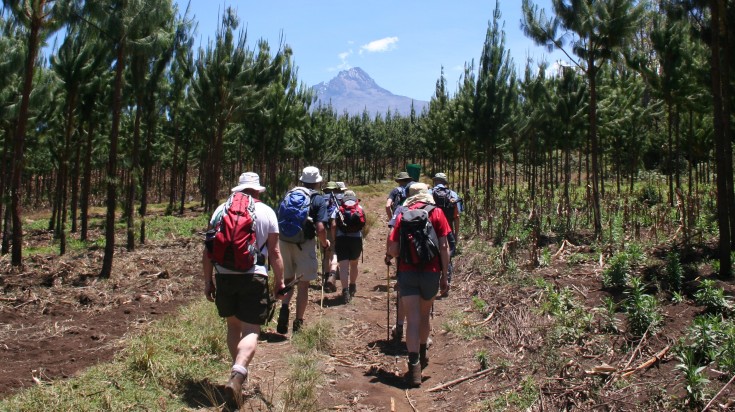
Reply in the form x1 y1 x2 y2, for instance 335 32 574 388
202 165 462 405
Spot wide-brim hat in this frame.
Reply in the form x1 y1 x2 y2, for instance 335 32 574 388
408 182 430 197
325 181 339 190
433 172 448 183
336 181 347 190
231 172 266 193
395 171 411 182
300 166 323 184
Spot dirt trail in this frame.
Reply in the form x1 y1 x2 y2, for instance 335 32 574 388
244 189 473 411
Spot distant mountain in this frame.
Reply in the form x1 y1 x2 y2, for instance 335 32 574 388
312 67 428 117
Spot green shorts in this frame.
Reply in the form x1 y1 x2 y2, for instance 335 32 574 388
214 273 271 325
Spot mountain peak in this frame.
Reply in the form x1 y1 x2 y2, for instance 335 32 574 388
313 67 428 116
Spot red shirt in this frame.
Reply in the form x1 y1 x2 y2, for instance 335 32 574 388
388 202 451 273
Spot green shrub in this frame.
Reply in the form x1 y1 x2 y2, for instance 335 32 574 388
625 277 662 337
665 251 684 292
674 347 710 408
694 279 732 314
603 252 630 289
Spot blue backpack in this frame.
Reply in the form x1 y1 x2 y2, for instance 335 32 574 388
278 187 313 243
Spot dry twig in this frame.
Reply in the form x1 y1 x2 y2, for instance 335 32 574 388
701 373 735 412
406 389 418 412
620 345 670 378
426 368 494 392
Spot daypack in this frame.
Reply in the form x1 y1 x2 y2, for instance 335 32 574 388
278 187 314 243
399 204 440 267
397 181 414 206
432 186 456 221
207 192 262 271
336 195 366 233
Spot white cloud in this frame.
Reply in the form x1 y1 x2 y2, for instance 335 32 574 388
328 49 353 72
359 36 399 54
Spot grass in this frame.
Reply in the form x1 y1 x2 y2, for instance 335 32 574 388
442 310 488 340
0 298 334 412
19 205 209 257
0 299 227 411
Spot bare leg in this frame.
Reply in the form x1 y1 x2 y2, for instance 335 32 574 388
295 280 309 320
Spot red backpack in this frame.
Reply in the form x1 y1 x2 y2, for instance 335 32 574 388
336 195 366 233
207 192 262 271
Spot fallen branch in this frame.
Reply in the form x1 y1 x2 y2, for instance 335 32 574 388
426 367 493 392
473 308 497 327
406 389 418 412
620 345 670 378
701 373 735 412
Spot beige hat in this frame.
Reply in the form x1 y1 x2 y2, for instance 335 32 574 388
433 172 448 183
407 182 430 197
325 181 339 190
300 166 323 184
231 172 265 193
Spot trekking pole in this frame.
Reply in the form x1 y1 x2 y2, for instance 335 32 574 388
386 262 391 342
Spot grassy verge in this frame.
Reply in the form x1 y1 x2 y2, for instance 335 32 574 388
0 300 336 411
0 299 226 411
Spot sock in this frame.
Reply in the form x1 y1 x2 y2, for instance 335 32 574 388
408 352 419 365
396 321 404 327
420 344 427 356
232 364 248 376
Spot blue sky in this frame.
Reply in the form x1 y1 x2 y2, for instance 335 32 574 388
183 1 566 102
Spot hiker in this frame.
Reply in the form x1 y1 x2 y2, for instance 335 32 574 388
276 166 331 334
385 171 413 221
384 171 414 340
322 181 343 293
431 172 462 296
331 189 366 303
202 172 285 405
386 182 451 387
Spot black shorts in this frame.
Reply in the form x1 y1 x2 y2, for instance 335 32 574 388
335 236 362 261
214 273 271 325
397 271 440 300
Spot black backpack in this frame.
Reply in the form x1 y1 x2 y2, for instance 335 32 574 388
399 204 440 267
432 186 455 221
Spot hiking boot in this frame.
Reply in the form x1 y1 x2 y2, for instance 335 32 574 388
292 318 303 333
324 271 337 293
224 370 247 406
420 348 429 369
276 306 289 334
342 288 351 304
349 283 356 297
391 324 403 342
406 361 422 387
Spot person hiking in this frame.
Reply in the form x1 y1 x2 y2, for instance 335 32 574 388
202 172 285 406
276 166 331 334
431 172 462 296
331 189 366 303
386 182 451 387
322 181 343 293
384 171 414 340
385 171 413 221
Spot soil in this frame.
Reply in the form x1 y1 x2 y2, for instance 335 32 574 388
2 191 735 411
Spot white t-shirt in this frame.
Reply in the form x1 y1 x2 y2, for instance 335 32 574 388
209 200 279 275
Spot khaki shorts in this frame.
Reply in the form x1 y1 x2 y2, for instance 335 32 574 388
280 238 318 281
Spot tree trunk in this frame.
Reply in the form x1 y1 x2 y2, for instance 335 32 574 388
80 119 95 241
10 9 43 266
126 103 143 251
588 60 602 238
709 0 731 278
100 41 126 279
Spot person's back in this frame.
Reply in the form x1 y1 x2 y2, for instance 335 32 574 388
276 166 330 335
386 183 451 387
202 172 284 406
